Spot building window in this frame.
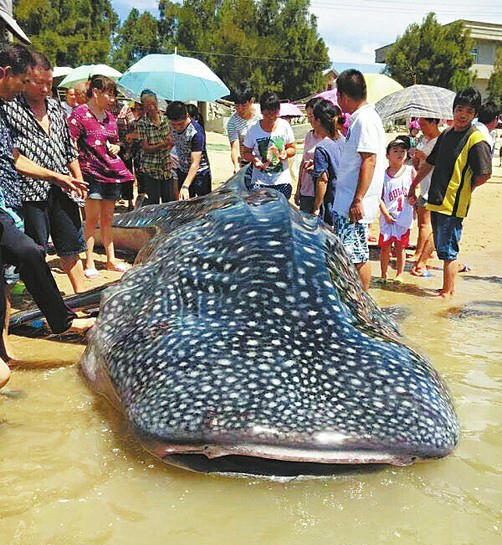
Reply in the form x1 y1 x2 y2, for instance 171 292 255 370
471 47 479 63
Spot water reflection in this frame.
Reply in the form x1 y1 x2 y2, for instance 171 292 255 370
1 272 501 545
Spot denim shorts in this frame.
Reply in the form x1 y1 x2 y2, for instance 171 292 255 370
23 187 85 257
87 180 123 201
333 211 369 264
431 212 463 261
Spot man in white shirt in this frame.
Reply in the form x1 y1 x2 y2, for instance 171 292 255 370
333 70 386 290
475 101 498 157
227 81 261 174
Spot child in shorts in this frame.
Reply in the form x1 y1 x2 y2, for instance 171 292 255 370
379 138 416 283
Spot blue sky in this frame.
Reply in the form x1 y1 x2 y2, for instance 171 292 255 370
111 0 502 65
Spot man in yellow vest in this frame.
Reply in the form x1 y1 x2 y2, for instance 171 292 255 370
408 88 492 298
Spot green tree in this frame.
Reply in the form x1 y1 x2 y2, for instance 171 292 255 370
158 0 330 99
384 13 474 90
487 47 502 108
112 9 161 72
14 0 118 67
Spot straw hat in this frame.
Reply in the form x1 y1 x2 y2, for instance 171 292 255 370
0 0 30 44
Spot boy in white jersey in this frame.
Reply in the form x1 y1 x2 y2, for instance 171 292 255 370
379 138 416 283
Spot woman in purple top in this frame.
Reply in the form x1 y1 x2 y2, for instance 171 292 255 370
69 76 133 276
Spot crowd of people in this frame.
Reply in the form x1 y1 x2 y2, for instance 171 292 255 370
0 42 217 389
0 41 498 390
228 73 496 296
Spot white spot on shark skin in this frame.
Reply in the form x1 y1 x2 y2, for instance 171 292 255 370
217 358 232 366
82 178 460 473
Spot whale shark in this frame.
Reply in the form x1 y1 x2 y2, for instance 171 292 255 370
80 171 459 477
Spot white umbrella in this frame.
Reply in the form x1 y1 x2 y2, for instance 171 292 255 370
53 66 73 79
58 64 122 89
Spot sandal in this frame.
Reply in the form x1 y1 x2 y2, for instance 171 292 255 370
106 262 131 273
410 267 433 278
68 317 96 334
84 268 100 279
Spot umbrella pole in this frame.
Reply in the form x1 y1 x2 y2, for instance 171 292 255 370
172 51 176 101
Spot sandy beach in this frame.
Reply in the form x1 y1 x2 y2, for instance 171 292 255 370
2 130 501 545
7 128 502 362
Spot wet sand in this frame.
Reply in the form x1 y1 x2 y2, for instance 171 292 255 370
1 132 501 544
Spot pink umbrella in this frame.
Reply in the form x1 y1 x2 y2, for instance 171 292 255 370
313 90 352 133
279 102 303 117
314 89 338 106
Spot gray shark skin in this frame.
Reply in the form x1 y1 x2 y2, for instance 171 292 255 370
80 170 459 477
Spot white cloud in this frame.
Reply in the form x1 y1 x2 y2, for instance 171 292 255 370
326 43 380 65
310 0 502 63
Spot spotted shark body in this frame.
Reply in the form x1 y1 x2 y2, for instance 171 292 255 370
80 171 459 477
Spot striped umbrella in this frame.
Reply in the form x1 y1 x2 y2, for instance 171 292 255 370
375 84 456 122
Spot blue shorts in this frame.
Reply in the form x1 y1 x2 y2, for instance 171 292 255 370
431 211 463 261
333 212 369 264
87 180 123 201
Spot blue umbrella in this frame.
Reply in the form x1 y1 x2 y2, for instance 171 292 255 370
117 53 230 103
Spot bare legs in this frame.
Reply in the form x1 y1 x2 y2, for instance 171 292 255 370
379 245 391 281
99 200 120 270
413 206 432 261
84 199 100 272
439 259 457 298
395 246 405 280
356 261 372 291
60 254 85 293
411 233 435 276
84 199 122 272
379 244 405 281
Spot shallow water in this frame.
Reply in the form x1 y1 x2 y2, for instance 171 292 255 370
1 258 501 545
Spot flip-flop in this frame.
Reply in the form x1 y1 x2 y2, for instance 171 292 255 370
410 268 433 278
458 264 471 273
68 317 96 334
84 268 100 279
106 262 131 273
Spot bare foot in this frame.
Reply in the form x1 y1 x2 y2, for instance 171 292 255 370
68 317 96 334
0 358 11 389
430 290 454 299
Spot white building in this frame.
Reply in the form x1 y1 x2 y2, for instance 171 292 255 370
375 20 502 97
